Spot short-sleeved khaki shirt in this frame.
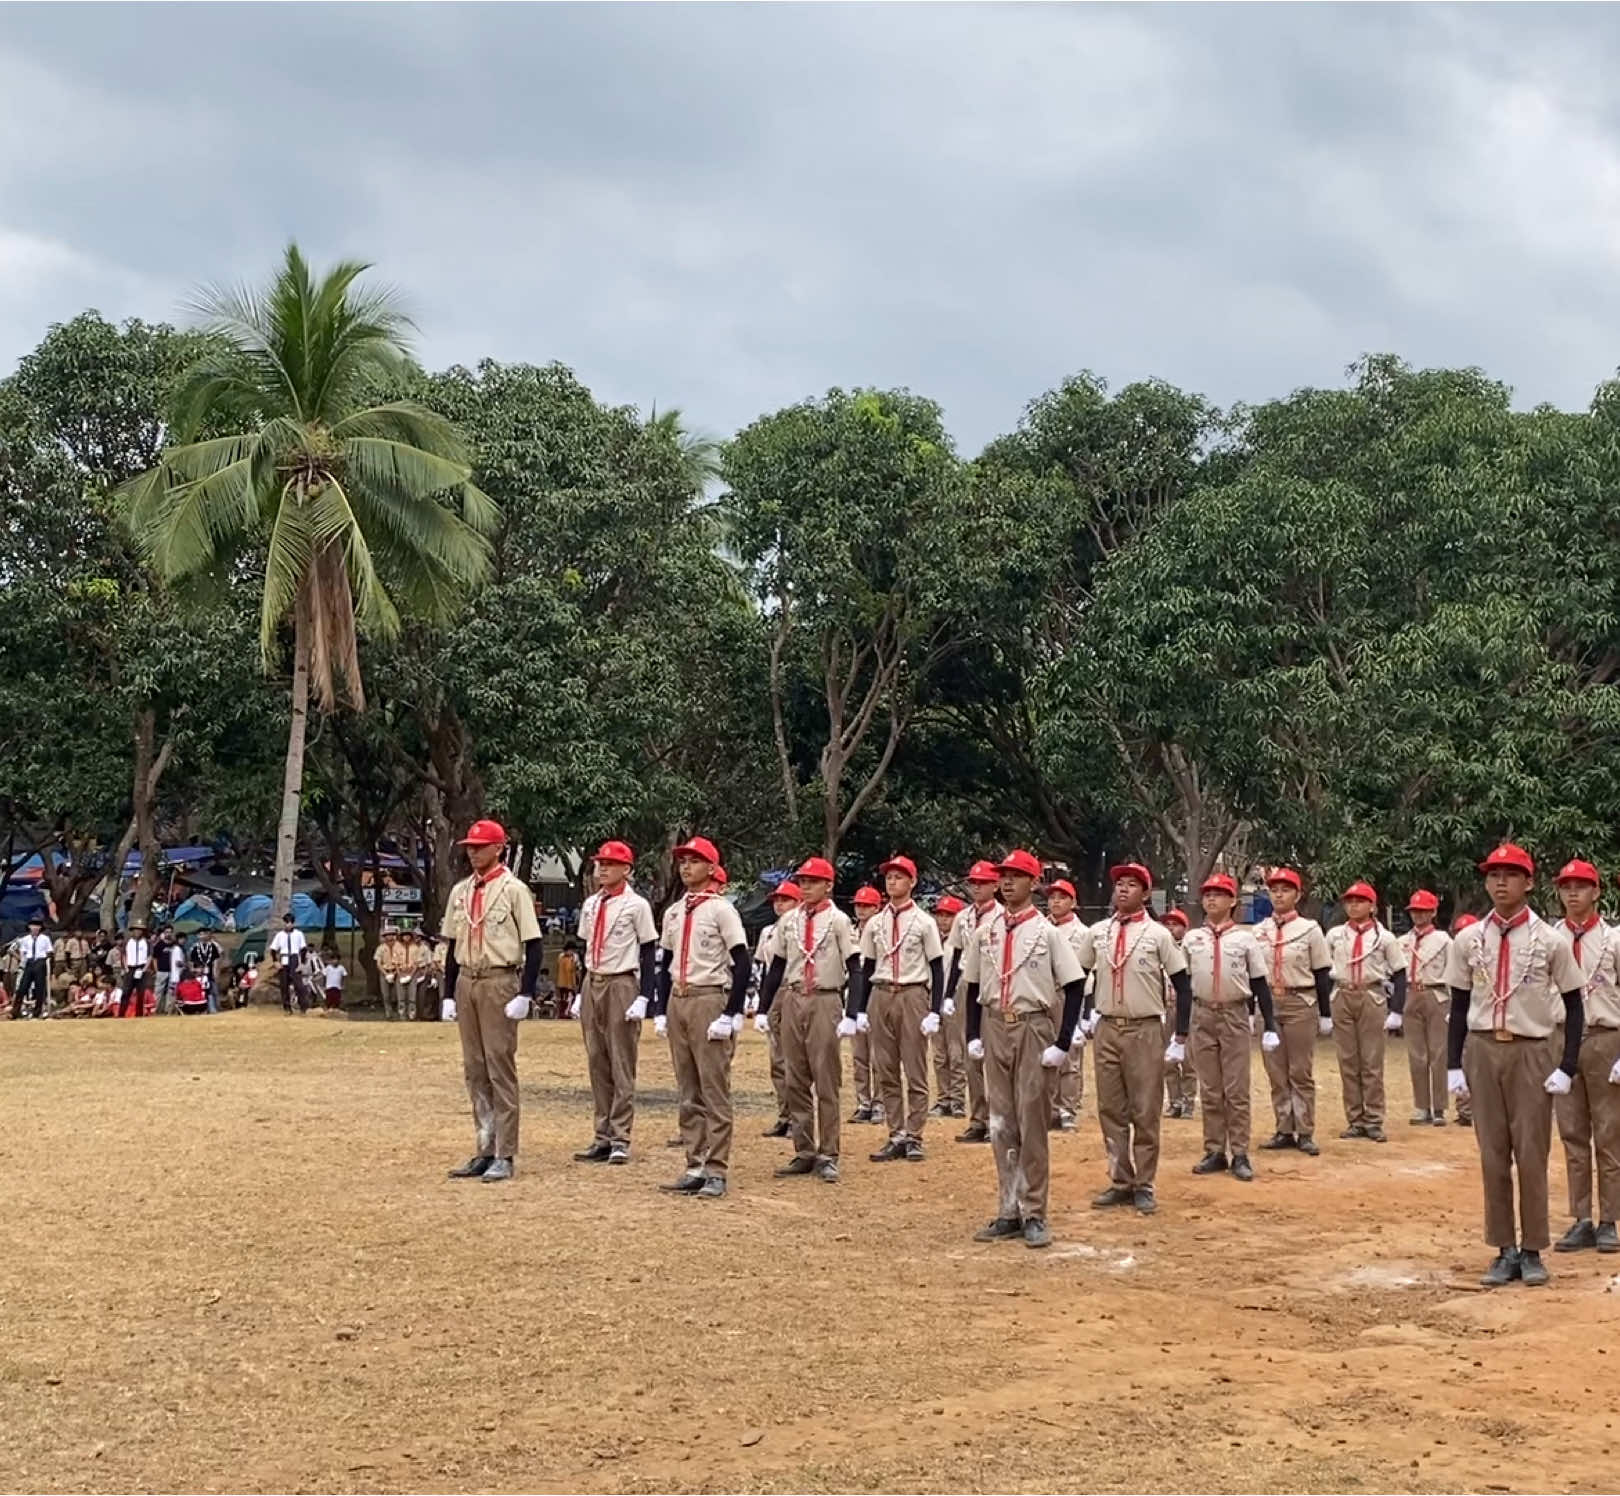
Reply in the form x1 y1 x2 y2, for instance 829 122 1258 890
1088 913 1187 1019
1325 921 1403 992
860 901 943 987
768 900 858 991
659 892 747 993
1555 917 1620 1030
962 906 1084 1017
579 886 657 976
1445 910 1583 1037
1251 914 1330 992
1398 926 1452 989
441 865 541 972
1049 914 1093 971
1182 922 1267 1006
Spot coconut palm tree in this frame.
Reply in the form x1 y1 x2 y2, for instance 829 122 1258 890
123 243 497 921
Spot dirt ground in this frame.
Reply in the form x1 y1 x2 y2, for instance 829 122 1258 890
2 1011 1618 1494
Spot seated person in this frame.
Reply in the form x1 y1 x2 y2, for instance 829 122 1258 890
176 974 208 1014
58 981 96 1018
91 984 119 1017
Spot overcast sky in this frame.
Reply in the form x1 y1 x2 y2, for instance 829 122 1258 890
4 3 1619 451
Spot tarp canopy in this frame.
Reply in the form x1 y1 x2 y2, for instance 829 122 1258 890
124 845 220 871
177 870 324 899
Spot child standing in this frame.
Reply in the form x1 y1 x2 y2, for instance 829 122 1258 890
322 949 348 1010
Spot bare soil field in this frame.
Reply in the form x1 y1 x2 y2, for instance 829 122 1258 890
1 1010 1616 1494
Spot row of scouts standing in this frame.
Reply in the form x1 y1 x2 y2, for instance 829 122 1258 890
432 823 1618 1284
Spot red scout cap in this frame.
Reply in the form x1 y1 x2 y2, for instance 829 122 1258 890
459 819 508 846
1453 913 1479 931
853 886 883 908
1163 908 1190 927
1201 873 1238 897
1555 859 1600 887
880 855 919 880
712 866 729 887
773 881 803 902
673 836 720 865
594 840 634 865
1110 862 1154 889
1406 889 1440 912
966 860 1001 884
1342 881 1377 903
1265 867 1302 891
997 849 1043 879
1479 843 1534 877
1046 879 1077 900
935 895 966 916
795 856 836 882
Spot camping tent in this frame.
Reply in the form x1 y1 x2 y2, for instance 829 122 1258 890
173 894 226 931
235 892 355 931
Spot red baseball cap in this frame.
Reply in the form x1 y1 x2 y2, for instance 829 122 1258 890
1406 889 1440 912
1201 873 1238 897
853 886 883 908
795 856 836 883
673 836 720 866
935 895 966 917
594 840 634 866
997 849 1042 879
459 819 508 846
1163 908 1190 927
1479 843 1534 877
773 880 803 902
880 855 918 880
1265 867 1302 891
1342 881 1377 903
1046 878 1077 900
1110 862 1153 889
1556 859 1600 887
1453 913 1479 931
965 860 1001 885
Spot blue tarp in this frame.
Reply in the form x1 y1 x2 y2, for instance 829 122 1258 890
0 887 48 922
123 845 218 871
235 892 355 930
174 895 225 930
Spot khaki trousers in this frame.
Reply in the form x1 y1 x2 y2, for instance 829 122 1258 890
869 982 931 1141
1463 1031 1555 1251
766 1006 790 1123
1264 989 1319 1135
780 985 843 1162
1193 1001 1252 1155
934 994 967 1110
1555 1025 1620 1223
1047 1045 1083 1123
984 1006 1056 1221
580 970 641 1146
1095 1014 1165 1188
1408 985 1449 1115
853 1028 874 1108
456 968 521 1158
1163 1013 1198 1107
1332 986 1387 1128
967 1043 988 1126
669 986 734 1175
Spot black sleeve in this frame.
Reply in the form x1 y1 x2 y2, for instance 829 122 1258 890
1056 977 1084 1050
929 954 945 1014
1251 974 1276 1031
1170 969 1193 1038
654 950 672 1017
725 944 750 1016
1313 966 1333 1017
758 955 787 1016
1388 971 1407 1017
966 983 982 1042
1080 971 1095 1020
844 955 862 1020
858 958 876 1014
520 937 542 997
444 940 458 1004
1447 988 1470 1068
946 949 961 1005
1560 990 1585 1075
638 940 656 1003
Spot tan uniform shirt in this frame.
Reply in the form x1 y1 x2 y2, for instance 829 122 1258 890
768 900 859 991
376 939 404 978
753 923 775 969
861 900 943 986
948 901 1004 998
659 892 747 993
1049 914 1092 971
1326 921 1403 991
1251 914 1330 992
1088 913 1187 1019
1399 925 1453 989
1182 922 1267 1006
579 886 657 976
60 935 89 965
1446 910 1583 1037
963 906 1084 1016
1554 917 1620 1030
441 865 542 972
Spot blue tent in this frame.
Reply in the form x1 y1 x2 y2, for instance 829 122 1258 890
235 892 355 930
174 894 225 930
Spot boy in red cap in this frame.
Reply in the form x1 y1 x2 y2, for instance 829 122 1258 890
1253 870 1333 1154
1399 891 1453 1126
1325 882 1407 1143
1044 879 1087 1131
849 887 884 1124
1159 910 1197 1118
930 895 968 1119
948 861 1004 1144
1089 863 1193 1215
1548 860 1620 1255
571 841 658 1167
755 880 803 1140
858 855 945 1162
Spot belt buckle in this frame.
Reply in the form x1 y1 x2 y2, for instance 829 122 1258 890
1493 1027 1513 1043
1003 1006 1018 1024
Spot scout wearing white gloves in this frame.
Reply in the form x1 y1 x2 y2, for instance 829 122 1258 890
1399 890 1454 1126
848 888 885 1124
1324 881 1408 1143
1159 909 1197 1117
962 851 1088 1248
652 836 751 1198
755 882 801 1139
755 857 861 1183
1043 880 1088 1131
1446 843 1586 1287
1254 868 1335 1155
948 862 1004 1144
930 896 969 1120
441 819 543 1184
571 840 658 1167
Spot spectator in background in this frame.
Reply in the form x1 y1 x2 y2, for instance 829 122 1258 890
556 942 581 1019
191 934 224 1014
176 973 209 1015
321 947 347 1010
152 924 183 1015
269 914 311 1013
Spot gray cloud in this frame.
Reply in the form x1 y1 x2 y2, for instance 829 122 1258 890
4 3 1620 451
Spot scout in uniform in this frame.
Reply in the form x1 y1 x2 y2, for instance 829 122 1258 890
652 836 751 1197
376 927 404 1018
441 819 543 1184
950 861 1004 1144
1324 882 1408 1142
963 850 1087 1248
1548 860 1620 1254
848 887 884 1124
1184 873 1280 1182
1449 913 1479 1126
930 896 968 1118
756 857 861 1182
1160 909 1198 1117
12 917 50 1020
572 840 658 1166
1044 879 1087 1131
858 855 946 1162
1254 869 1334 1154
756 881 802 1138
59 930 90 979
397 930 423 1020
1090 863 1193 1215
117 923 150 1018
1399 891 1454 1125
1446 843 1586 1286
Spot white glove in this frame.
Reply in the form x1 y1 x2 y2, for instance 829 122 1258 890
625 996 647 1022
1261 1030 1280 1053
1384 1012 1403 1033
1609 1058 1620 1086
942 998 956 1018
856 1012 870 1034
1165 1039 1186 1064
706 1015 732 1042
1545 1068 1573 1096
921 1012 941 1037
754 1013 771 1034
836 1017 857 1040
1084 1012 1101 1037
1447 1067 1467 1095
441 999 457 1022
967 1037 984 1062
567 994 580 1020
729 1012 744 1037
1318 1016 1333 1036
504 995 531 1022
1040 1044 1066 1068
654 1014 667 1038
1069 1027 1086 1051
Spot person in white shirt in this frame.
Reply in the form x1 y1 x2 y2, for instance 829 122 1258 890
269 914 311 1013
118 923 151 1019
12 917 52 1019
321 950 348 1011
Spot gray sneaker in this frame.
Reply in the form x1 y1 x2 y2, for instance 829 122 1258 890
480 1157 514 1183
1022 1217 1052 1249
697 1175 727 1199
1480 1248 1521 1287
607 1143 630 1165
815 1159 840 1183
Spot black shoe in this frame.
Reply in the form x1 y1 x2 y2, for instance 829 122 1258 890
929 1102 950 1118
1363 1126 1388 1143
869 1140 906 1162
1165 1101 1180 1118
665 1135 684 1148
849 1103 874 1123
955 1124 989 1144
1231 1154 1255 1182
1555 1219 1596 1253
698 1175 727 1199
815 1159 840 1183
1192 1151 1228 1175
1297 1135 1320 1156
573 1142 612 1163
1092 1185 1135 1209
448 1155 493 1179
1340 1124 1367 1140
1258 1132 1295 1150
1023 1218 1052 1249
608 1144 630 1165
773 1156 816 1177
948 1103 967 1118
1599 1222 1620 1253
659 1171 705 1193
973 1216 1023 1242
1519 1250 1549 1287
1481 1247 1521 1287
903 1141 926 1162
1134 1187 1157 1215
762 1119 791 1138
480 1157 514 1183
1455 1114 1473 1128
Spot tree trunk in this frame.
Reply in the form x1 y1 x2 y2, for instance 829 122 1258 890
272 607 312 924
100 818 138 934
128 708 162 928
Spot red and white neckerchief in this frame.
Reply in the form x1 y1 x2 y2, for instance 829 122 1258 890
1407 925 1430 984
998 907 1041 1010
1269 911 1297 990
466 864 506 960
679 890 715 987
800 900 831 957
1105 910 1148 1004
1564 915 1607 997
589 885 623 969
1205 920 1234 996
880 900 916 983
1346 919 1376 987
1487 908 1532 1029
